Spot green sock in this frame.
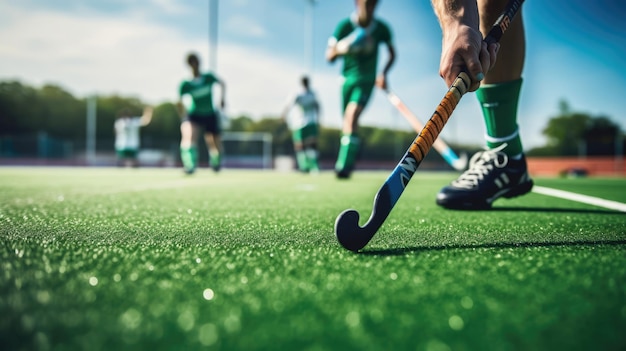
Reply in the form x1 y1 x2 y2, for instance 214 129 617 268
476 79 524 157
180 146 197 171
210 152 221 170
335 134 360 172
295 150 309 172
305 148 319 172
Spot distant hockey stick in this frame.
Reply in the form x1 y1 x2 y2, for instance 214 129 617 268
385 89 468 171
335 0 525 252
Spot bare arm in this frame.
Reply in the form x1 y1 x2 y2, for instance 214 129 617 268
217 79 226 109
327 34 366 63
140 106 153 126
280 98 294 121
325 37 340 63
375 41 396 90
176 82 187 119
314 98 321 126
431 0 498 91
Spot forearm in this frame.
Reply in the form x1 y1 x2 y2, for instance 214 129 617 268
219 82 226 105
381 45 396 76
325 44 338 62
431 0 480 33
281 105 291 120
140 107 153 126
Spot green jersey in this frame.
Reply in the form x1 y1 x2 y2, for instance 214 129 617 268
332 15 393 83
179 73 219 115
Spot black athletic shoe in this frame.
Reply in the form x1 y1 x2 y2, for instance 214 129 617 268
436 145 534 210
210 159 221 172
335 168 352 179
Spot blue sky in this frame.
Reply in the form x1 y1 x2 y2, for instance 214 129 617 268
1 0 624 148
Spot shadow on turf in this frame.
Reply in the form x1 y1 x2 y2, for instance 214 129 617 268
360 239 626 256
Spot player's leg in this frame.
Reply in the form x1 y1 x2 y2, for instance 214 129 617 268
302 124 320 173
128 149 139 168
436 0 532 209
478 0 525 157
305 141 320 173
204 112 222 172
116 149 125 167
204 132 222 172
291 128 309 172
180 119 200 174
335 102 363 178
118 149 137 168
335 81 373 178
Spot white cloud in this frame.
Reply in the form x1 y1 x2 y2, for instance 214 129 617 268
0 4 189 101
224 15 268 39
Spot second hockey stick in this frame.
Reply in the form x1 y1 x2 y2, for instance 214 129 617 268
385 89 468 171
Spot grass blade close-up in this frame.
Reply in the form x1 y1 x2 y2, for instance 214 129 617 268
1 167 625 351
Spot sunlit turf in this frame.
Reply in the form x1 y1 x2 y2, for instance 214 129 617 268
1 167 625 351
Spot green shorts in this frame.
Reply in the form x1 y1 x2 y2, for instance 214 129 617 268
292 123 319 143
116 149 138 159
342 79 375 112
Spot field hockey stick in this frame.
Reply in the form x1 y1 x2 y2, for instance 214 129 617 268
384 88 468 171
335 0 525 252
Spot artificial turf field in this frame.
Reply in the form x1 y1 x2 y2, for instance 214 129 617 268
1 166 625 351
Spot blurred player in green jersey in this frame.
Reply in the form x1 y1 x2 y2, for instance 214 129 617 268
326 0 395 178
177 52 226 174
281 75 321 173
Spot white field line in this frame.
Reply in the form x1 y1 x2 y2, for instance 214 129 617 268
533 186 626 213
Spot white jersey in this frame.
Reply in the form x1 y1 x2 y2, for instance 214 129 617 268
114 117 143 150
285 89 319 130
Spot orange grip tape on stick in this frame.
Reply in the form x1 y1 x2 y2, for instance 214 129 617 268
409 73 470 162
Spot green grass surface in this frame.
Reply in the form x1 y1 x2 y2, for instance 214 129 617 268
1 167 625 351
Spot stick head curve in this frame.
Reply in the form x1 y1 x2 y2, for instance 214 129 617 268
334 209 369 252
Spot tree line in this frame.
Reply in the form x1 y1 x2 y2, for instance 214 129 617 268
0 80 623 162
